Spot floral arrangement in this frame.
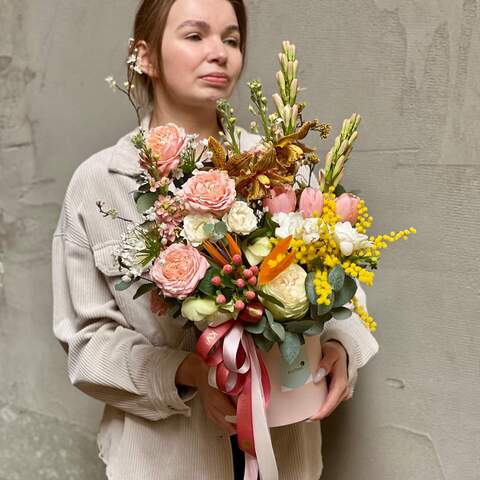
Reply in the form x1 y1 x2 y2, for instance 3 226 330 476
100 39 416 479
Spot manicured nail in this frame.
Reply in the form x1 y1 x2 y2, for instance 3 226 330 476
313 368 326 384
225 415 237 423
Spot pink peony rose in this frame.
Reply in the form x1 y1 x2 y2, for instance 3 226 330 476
299 187 324 218
150 243 209 299
180 170 236 217
263 185 296 214
146 123 186 176
335 192 360 224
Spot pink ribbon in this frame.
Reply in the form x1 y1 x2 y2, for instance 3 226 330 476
196 322 278 480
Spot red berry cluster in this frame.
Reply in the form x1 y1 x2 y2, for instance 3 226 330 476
209 257 263 323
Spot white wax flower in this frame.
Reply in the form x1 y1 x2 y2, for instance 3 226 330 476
333 221 373 256
222 201 257 235
182 214 219 246
272 212 305 239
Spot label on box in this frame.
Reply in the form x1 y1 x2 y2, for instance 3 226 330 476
279 346 313 392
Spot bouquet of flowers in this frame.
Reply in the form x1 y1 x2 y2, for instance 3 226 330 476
100 39 416 479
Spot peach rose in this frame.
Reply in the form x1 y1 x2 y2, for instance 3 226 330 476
335 192 360 224
263 185 296 214
298 187 324 218
180 170 236 217
146 123 186 176
150 244 209 299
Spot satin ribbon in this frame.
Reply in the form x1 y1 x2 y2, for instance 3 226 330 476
196 321 278 480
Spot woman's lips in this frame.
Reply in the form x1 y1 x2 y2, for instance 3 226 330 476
200 75 230 86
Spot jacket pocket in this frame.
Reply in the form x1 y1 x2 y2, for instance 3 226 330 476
92 241 123 277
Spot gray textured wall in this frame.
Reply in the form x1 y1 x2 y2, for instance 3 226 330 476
0 0 478 478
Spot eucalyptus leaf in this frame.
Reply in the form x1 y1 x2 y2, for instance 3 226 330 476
114 280 132 291
214 221 227 236
333 275 357 308
270 322 286 342
135 192 158 214
331 307 353 320
254 334 274 353
203 223 215 235
328 265 345 292
280 331 302 365
304 322 326 336
244 316 267 334
263 325 277 342
305 272 317 305
133 282 157 300
264 309 275 326
284 320 315 333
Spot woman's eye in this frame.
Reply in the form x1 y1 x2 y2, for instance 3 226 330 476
225 38 240 47
186 34 201 41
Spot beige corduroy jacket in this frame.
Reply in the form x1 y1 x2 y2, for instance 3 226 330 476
51 112 379 480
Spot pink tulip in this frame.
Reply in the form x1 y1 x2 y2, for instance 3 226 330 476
335 193 360 224
263 185 296 214
299 187 324 218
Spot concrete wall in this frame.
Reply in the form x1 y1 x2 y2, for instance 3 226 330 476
0 0 478 478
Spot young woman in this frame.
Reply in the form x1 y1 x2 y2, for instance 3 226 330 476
52 0 379 479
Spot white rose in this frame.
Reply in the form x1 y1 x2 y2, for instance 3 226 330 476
244 236 272 266
272 212 304 239
183 214 219 246
222 201 258 235
333 222 373 256
303 217 321 244
261 263 309 320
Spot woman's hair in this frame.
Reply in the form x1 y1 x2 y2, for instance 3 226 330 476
128 0 247 110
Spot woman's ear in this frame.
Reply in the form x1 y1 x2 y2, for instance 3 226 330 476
135 40 159 79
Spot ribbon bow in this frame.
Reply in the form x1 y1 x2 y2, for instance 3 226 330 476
196 320 279 480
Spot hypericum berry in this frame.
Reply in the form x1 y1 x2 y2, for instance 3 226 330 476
248 276 257 286
245 291 256 301
223 264 233 274
216 294 227 304
243 269 253 279
211 276 222 287
235 278 246 288
250 265 259 275
232 254 242 265
234 300 245 310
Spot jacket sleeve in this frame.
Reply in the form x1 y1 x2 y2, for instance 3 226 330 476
320 282 379 399
51 203 197 422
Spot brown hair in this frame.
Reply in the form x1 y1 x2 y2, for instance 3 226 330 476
128 0 247 111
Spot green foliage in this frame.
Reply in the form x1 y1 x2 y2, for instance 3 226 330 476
331 307 353 320
328 265 345 292
135 192 158 214
280 331 302 365
133 282 157 299
333 275 357 308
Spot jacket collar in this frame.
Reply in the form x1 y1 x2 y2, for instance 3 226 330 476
108 110 259 177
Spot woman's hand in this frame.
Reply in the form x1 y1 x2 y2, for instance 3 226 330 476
308 340 350 421
176 353 237 435
196 369 237 435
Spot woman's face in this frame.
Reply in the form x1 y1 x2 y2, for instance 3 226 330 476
159 0 243 108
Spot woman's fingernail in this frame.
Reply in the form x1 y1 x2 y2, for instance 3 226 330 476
313 368 326 384
225 415 237 423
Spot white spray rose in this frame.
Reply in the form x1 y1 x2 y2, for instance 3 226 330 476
303 217 321 244
182 214 219 246
222 201 258 235
272 212 305 239
333 222 373 256
261 263 309 321
244 237 272 266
